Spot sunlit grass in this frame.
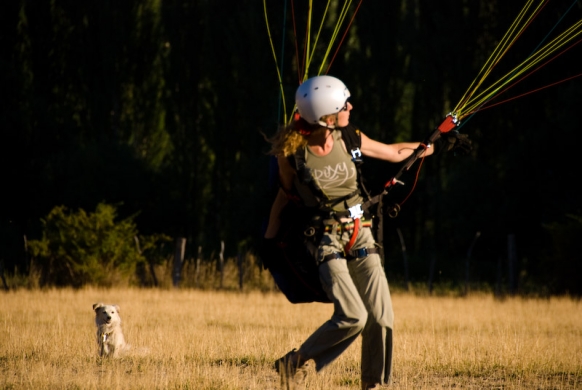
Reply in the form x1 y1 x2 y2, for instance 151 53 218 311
1 288 580 389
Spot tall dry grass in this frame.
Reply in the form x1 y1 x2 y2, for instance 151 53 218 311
1 288 580 389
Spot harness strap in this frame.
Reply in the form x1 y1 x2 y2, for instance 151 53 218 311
323 219 372 232
347 246 379 260
344 218 359 252
292 124 369 218
320 247 379 263
321 252 343 263
326 188 360 209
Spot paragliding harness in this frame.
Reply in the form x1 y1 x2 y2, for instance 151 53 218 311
261 114 462 304
262 123 385 304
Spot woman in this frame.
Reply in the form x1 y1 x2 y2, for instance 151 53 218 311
264 75 468 389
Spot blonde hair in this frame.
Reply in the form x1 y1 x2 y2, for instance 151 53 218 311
266 114 337 157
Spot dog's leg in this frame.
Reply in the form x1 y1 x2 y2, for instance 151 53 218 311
102 333 108 356
97 331 104 357
98 331 111 357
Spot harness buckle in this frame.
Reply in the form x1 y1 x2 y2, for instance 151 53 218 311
350 148 363 163
350 248 369 259
348 204 364 219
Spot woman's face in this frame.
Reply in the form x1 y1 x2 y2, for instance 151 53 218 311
336 101 352 127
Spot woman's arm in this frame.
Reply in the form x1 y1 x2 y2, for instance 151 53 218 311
264 188 289 239
359 131 434 162
263 155 296 239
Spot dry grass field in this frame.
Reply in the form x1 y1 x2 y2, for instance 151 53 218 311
1 287 580 389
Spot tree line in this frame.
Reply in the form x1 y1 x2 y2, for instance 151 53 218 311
1 1 580 295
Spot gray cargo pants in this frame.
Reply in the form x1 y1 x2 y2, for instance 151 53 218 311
297 225 394 385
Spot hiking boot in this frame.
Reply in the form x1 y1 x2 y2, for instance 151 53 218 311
361 382 381 390
274 349 309 388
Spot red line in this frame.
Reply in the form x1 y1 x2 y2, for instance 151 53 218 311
477 72 582 113
457 1 549 110
290 0 300 83
470 37 582 115
399 145 427 208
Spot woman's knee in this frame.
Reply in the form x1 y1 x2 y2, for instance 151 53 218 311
334 306 368 333
349 308 369 332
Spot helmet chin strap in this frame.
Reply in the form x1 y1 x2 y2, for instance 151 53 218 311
295 112 337 134
318 121 335 129
318 112 339 129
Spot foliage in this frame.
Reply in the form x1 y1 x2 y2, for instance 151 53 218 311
28 203 148 287
1 1 581 293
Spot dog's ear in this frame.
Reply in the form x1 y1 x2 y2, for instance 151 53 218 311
93 303 104 311
114 305 120 313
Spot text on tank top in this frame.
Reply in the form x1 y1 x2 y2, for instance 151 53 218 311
304 130 363 211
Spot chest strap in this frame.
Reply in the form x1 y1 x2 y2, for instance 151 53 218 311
323 219 372 233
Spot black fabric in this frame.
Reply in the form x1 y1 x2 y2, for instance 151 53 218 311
259 123 385 304
261 201 331 304
337 123 362 157
435 130 472 156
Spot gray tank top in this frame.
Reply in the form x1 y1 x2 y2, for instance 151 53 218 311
303 130 363 211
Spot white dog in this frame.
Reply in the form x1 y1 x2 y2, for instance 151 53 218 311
93 303 130 358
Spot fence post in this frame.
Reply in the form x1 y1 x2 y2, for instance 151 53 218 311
194 246 202 288
133 236 146 286
173 237 186 288
396 228 409 291
238 252 245 291
495 256 503 297
23 234 30 273
507 234 517 295
428 253 436 295
464 231 481 296
0 259 8 291
218 241 225 289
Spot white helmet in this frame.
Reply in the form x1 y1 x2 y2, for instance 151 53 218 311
295 75 351 127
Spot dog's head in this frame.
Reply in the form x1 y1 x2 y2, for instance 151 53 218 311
93 303 122 327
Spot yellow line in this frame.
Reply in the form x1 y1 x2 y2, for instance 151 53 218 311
263 0 288 124
263 1 364 122
461 17 582 117
455 0 546 117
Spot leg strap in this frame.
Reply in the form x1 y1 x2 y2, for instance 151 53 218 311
347 247 378 260
320 247 379 264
